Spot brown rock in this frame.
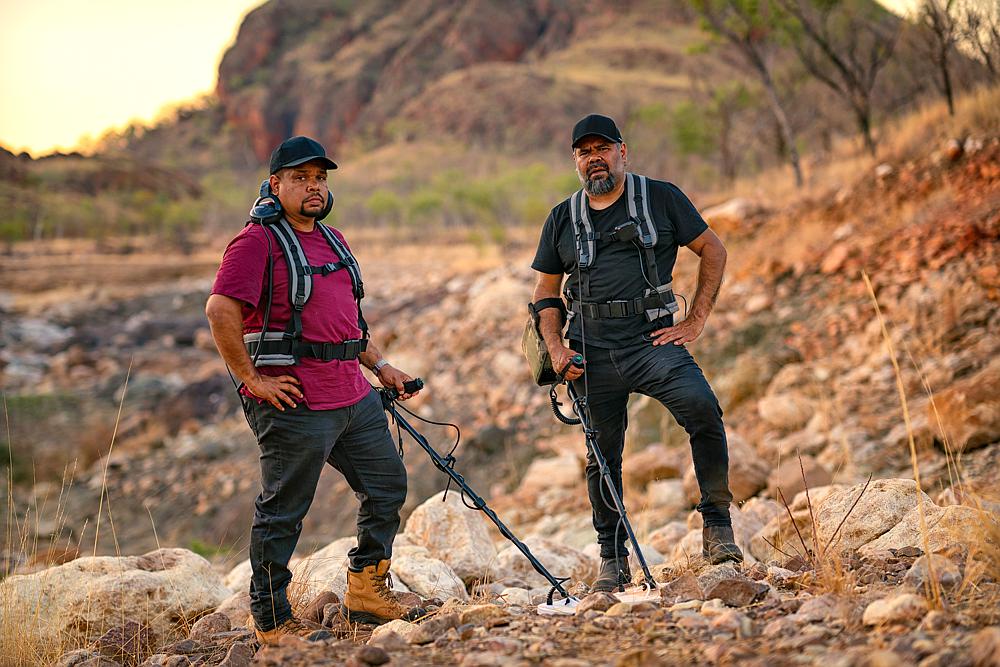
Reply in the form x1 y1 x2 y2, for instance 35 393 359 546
930 358 1000 452
354 645 391 666
301 590 340 624
188 611 230 641
903 554 962 591
575 591 619 614
218 642 253 667
658 572 704 603
458 604 509 626
92 621 153 667
624 443 684 488
702 578 769 607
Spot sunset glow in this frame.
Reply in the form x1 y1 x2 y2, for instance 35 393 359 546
0 0 920 157
0 0 263 156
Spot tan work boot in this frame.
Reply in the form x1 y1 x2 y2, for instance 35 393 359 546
251 615 332 645
342 559 426 625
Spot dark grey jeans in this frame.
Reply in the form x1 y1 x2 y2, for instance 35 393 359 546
570 340 733 559
243 388 406 630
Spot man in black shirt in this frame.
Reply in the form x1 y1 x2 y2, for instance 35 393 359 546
532 114 742 591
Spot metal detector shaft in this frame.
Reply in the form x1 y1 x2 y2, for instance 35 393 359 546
379 391 573 602
565 381 657 588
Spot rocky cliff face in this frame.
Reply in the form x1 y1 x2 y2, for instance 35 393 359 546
216 0 585 161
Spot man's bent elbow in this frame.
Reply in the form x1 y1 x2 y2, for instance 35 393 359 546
205 294 237 325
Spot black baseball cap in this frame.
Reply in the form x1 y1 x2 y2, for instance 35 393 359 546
268 136 338 174
571 114 623 148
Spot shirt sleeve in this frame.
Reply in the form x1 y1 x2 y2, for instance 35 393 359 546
664 183 709 247
531 209 565 274
210 227 269 307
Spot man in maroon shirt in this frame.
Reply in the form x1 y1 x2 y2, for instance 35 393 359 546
206 136 423 643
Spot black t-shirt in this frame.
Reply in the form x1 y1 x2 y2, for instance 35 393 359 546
531 177 708 348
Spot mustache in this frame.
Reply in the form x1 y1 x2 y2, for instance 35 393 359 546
587 161 609 175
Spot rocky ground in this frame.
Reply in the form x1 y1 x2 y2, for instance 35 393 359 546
1 130 998 665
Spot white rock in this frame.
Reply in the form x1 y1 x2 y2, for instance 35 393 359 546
368 619 420 645
402 491 499 583
858 504 981 557
862 593 928 625
499 587 532 606
223 559 253 594
815 479 934 554
494 538 596 589
392 549 468 601
0 548 228 645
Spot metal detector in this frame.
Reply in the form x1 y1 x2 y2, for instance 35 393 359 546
378 380 580 615
550 355 659 601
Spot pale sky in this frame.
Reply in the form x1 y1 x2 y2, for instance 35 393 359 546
0 0 263 156
0 0 920 157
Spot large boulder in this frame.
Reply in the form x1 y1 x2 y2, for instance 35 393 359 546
930 358 1000 452
814 479 934 554
858 505 983 557
402 491 499 584
0 548 228 645
750 485 845 563
683 430 768 504
392 548 468 601
494 538 596 589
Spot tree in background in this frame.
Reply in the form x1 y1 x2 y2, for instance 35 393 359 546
691 0 805 187
917 0 961 115
959 0 999 80
672 82 757 183
775 0 899 155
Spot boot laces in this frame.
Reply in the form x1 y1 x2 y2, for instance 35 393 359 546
370 569 397 604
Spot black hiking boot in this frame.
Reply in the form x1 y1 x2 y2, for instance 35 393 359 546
591 556 631 593
702 526 744 564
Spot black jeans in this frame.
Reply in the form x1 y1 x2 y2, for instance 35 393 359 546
243 388 406 630
570 340 733 559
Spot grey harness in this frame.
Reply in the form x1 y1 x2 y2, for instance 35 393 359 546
243 218 368 366
566 172 678 322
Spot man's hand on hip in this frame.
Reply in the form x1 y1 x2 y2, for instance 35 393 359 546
377 365 421 400
548 342 584 381
650 316 706 346
245 374 303 411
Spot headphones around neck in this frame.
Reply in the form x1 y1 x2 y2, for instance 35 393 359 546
249 179 334 225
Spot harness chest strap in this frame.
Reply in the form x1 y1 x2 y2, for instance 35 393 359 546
568 173 679 321
244 218 369 366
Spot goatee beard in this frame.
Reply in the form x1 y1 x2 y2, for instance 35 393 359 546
584 171 618 196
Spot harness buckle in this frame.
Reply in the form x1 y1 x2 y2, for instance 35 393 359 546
609 300 630 318
342 338 363 359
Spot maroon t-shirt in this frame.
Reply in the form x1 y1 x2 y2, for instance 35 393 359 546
211 223 370 410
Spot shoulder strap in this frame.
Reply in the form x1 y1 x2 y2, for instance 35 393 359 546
627 173 657 248
316 223 369 340
571 189 596 269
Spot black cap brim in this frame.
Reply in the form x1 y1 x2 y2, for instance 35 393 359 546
572 132 621 149
275 155 338 172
